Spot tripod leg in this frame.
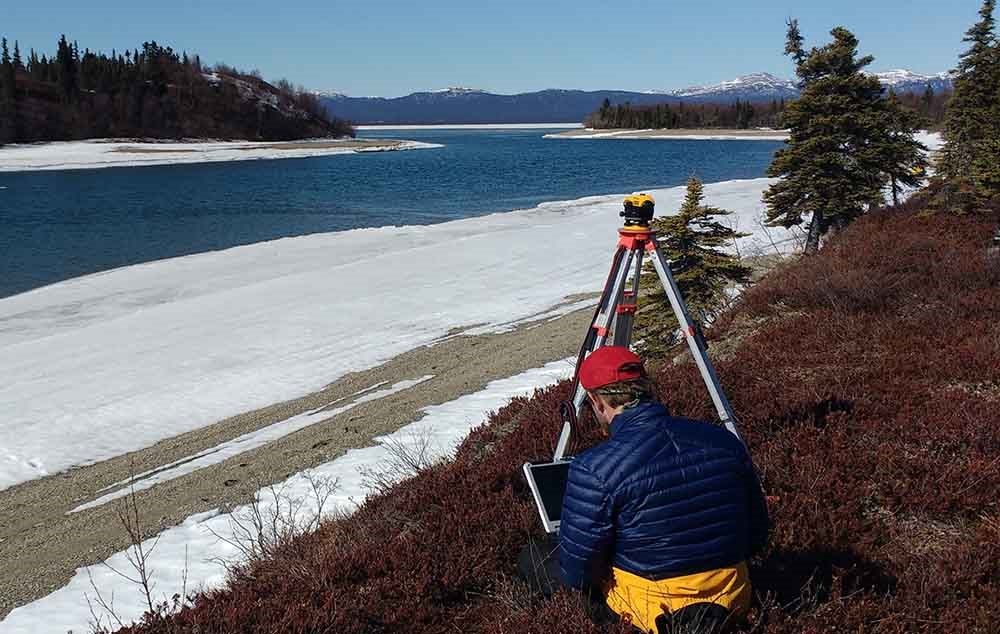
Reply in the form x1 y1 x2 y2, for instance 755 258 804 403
572 246 628 382
612 246 644 347
589 248 636 352
647 243 743 443
554 247 635 461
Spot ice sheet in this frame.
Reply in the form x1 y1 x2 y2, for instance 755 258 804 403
0 139 441 172
0 177 793 491
357 123 583 130
544 128 790 140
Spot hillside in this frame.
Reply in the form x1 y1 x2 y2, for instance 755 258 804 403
321 88 690 125
321 71 952 124
114 195 999 632
0 37 354 143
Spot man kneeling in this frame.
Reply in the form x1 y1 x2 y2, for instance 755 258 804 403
559 346 768 633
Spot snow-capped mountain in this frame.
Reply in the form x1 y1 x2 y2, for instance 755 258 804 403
657 70 952 102
320 70 952 124
868 69 954 95
661 73 799 101
427 87 486 95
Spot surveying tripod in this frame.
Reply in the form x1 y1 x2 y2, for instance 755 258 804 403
553 194 742 461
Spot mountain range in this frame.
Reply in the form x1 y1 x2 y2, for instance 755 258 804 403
321 70 953 125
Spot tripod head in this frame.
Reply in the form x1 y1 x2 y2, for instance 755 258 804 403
621 194 655 228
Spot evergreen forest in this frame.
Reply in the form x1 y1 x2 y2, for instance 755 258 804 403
0 35 354 144
584 86 951 131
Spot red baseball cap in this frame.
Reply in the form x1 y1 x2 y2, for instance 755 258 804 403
579 346 645 390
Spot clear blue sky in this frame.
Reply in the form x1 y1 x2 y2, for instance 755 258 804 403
2 1 980 96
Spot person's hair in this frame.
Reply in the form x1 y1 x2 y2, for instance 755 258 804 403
591 376 657 409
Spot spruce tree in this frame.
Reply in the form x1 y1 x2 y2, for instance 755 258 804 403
784 18 807 70
56 35 78 102
922 84 935 111
635 177 751 358
879 91 930 206
941 0 1000 207
0 38 14 144
764 25 919 253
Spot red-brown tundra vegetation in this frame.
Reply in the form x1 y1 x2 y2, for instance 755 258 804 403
120 197 1000 633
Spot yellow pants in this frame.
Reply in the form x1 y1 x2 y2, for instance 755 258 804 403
603 562 751 633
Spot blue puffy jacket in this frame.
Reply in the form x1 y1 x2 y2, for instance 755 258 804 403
559 401 768 589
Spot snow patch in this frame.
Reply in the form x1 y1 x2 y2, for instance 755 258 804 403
916 130 945 153
545 130 790 141
0 359 574 634
0 139 441 173
357 123 583 130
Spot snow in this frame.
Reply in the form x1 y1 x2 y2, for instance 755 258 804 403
357 123 583 130
665 72 798 98
553 129 943 147
0 177 792 492
0 139 441 173
652 69 951 99
869 69 954 86
462 298 599 337
545 129 790 141
69 376 435 514
916 130 945 153
427 87 487 95
0 358 575 634
549 128 657 139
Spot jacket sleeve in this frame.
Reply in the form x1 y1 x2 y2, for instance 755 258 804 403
559 460 614 590
745 456 769 557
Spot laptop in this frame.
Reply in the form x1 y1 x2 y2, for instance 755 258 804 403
522 459 572 534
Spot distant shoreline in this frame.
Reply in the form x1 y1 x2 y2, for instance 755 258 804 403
356 123 583 130
545 128 790 141
0 138 441 173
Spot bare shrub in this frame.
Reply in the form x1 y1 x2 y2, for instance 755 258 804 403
207 470 339 568
84 478 190 633
360 427 442 495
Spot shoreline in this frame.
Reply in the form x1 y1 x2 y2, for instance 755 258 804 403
0 178 790 495
0 138 441 173
545 127 790 141
0 301 594 623
356 122 583 130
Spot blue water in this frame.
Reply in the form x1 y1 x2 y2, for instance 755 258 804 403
0 128 781 299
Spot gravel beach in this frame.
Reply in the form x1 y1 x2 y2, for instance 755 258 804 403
0 300 593 618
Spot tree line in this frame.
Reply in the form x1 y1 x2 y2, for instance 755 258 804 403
585 87 952 133
585 98 787 130
0 35 353 144
894 85 951 127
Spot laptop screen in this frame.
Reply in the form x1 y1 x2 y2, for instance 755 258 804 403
524 461 571 531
